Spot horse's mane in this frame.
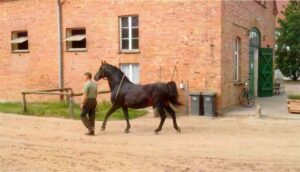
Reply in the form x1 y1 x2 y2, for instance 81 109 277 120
104 63 124 75
104 63 131 83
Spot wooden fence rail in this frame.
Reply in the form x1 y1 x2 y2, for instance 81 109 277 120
21 88 110 118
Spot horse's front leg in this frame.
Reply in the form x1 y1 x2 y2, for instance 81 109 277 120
122 106 131 133
101 104 119 131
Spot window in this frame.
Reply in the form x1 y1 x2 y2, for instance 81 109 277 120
234 37 241 82
66 28 86 51
11 31 28 52
120 64 140 84
120 16 139 52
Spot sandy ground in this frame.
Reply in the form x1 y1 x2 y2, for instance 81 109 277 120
0 113 300 172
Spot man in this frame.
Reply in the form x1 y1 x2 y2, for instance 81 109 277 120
80 72 98 136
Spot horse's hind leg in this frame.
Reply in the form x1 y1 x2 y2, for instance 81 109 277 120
154 107 166 134
122 106 131 133
165 105 181 133
101 105 119 131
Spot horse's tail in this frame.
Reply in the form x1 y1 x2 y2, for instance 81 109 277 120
167 81 182 107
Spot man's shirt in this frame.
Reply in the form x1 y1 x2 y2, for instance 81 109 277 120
83 80 98 99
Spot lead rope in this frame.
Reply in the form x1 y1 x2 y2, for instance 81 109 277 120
115 74 126 101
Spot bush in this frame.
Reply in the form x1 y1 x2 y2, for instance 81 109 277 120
288 94 300 100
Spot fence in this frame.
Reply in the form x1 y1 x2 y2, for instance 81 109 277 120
21 88 110 118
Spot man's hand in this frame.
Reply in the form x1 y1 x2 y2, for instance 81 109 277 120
81 92 88 109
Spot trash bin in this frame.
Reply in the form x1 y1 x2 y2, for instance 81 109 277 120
203 92 216 117
189 92 202 116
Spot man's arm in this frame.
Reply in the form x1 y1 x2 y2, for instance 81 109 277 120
81 84 89 108
81 92 88 107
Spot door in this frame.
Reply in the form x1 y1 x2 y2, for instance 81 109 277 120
249 47 255 97
258 48 273 97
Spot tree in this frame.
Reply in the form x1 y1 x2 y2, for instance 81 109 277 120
275 1 300 81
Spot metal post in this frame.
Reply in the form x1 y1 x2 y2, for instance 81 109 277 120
256 103 262 118
22 93 27 112
68 95 74 118
57 0 64 100
185 81 189 115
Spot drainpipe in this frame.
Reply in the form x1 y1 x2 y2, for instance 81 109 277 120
57 0 64 91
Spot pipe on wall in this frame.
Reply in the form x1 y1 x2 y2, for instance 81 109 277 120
57 0 64 90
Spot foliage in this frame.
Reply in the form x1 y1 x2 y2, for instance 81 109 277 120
0 101 147 120
288 94 300 100
275 1 300 81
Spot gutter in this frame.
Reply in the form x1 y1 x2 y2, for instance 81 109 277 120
57 0 64 90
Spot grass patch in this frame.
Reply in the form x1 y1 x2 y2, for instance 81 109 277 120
0 101 147 121
288 94 300 100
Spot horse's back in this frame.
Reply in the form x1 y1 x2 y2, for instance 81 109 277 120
122 82 169 109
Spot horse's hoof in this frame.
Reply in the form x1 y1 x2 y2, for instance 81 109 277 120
101 127 105 131
154 130 159 135
124 129 130 133
177 127 181 133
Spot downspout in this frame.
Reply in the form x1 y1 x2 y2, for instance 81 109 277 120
57 0 64 90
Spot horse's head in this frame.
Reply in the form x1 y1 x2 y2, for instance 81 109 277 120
94 61 108 81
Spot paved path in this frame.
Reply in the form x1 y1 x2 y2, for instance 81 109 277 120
225 81 300 120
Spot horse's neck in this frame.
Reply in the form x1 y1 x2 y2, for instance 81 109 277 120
106 74 124 90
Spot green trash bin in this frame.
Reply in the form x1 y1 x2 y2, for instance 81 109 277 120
203 92 216 117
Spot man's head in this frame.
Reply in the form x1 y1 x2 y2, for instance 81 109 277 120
84 72 93 81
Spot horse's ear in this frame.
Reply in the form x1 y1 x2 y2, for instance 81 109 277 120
104 61 107 64
101 61 104 65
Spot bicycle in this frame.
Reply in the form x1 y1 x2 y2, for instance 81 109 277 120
239 80 255 107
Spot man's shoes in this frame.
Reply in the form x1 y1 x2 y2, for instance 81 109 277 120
85 131 95 136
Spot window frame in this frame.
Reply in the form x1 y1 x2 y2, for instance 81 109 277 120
120 63 140 84
11 30 29 53
65 27 87 52
233 37 241 83
119 15 139 53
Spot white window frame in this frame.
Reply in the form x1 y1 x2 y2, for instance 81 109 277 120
120 64 140 84
234 37 240 82
119 16 139 52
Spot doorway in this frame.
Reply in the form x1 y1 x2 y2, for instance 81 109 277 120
249 28 260 97
249 27 273 97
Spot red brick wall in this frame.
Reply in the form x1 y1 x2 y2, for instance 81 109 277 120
276 1 289 28
220 1 276 110
61 0 223 105
0 0 59 102
0 0 276 112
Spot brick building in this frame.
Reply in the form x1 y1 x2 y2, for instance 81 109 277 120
0 0 277 112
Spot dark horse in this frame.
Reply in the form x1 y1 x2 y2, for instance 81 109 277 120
94 61 181 134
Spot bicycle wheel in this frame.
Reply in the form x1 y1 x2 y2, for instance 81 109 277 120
239 92 255 107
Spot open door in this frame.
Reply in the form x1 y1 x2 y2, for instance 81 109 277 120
258 48 273 97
